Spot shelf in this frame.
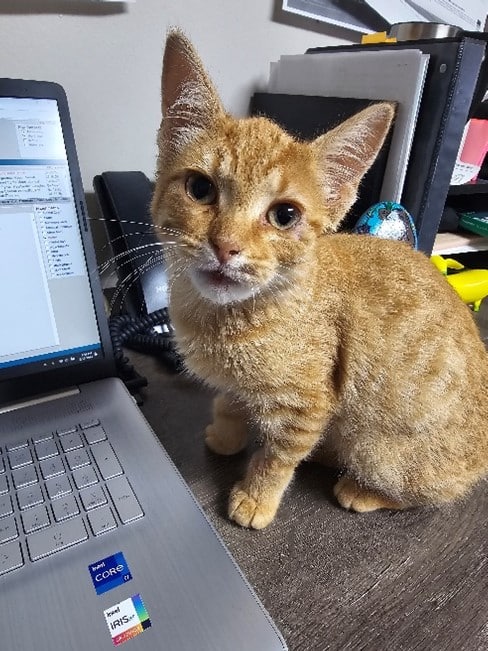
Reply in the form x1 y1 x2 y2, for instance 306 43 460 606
432 231 488 255
448 181 488 196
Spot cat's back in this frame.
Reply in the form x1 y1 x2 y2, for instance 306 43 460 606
318 232 449 296
316 232 487 364
318 233 477 320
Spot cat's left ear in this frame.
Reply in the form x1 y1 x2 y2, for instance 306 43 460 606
159 29 225 160
312 102 395 228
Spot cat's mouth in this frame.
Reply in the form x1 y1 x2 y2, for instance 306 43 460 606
200 268 241 287
189 265 259 305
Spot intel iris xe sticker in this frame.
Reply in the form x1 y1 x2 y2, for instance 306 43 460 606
89 552 132 595
104 594 152 646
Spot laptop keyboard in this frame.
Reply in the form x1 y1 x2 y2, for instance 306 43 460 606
0 419 143 576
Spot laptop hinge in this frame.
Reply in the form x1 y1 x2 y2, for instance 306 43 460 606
0 387 80 415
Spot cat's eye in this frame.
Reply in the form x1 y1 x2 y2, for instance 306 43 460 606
185 173 217 205
267 203 301 230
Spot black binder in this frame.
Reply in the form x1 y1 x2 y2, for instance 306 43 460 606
250 94 394 229
253 35 488 253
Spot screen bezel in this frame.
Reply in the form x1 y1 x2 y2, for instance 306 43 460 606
0 78 115 403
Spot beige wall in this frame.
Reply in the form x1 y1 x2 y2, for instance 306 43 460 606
0 0 353 191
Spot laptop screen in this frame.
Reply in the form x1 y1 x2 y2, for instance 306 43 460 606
0 85 111 397
0 96 102 375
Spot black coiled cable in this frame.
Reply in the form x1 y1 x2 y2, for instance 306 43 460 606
109 309 183 395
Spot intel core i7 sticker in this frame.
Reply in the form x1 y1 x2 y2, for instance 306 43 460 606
104 594 152 646
89 552 132 595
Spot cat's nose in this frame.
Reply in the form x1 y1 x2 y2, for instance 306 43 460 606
210 238 241 265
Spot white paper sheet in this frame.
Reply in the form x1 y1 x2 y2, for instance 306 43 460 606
366 0 486 32
365 0 426 24
282 0 378 34
268 48 429 202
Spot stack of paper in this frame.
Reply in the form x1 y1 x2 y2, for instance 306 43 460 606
268 48 430 203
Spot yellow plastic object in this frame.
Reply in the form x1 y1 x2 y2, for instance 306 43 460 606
445 269 488 312
361 31 397 44
431 255 488 311
431 255 465 275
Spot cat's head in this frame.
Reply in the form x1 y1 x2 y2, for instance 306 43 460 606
151 30 394 306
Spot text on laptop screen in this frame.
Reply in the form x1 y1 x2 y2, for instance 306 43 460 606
0 97 102 374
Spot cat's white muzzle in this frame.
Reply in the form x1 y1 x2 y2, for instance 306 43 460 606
189 266 258 305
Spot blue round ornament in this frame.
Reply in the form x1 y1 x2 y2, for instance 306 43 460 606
352 201 417 249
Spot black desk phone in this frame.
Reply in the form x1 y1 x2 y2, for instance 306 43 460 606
93 171 181 382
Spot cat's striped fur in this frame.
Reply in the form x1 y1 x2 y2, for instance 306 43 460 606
151 30 488 529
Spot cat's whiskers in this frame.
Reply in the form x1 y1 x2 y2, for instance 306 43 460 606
100 250 170 294
97 220 192 275
164 257 194 302
99 241 172 276
97 226 192 315
100 245 184 313
88 216 188 239
108 249 166 315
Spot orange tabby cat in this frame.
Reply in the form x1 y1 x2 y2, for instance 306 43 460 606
151 30 488 529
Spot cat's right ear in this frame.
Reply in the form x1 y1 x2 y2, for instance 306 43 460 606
311 102 395 230
160 29 224 158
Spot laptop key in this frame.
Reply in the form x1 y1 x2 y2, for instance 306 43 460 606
57 426 77 436
59 432 83 453
32 432 53 443
80 418 100 430
65 448 90 471
27 518 88 561
82 425 106 445
6 440 28 452
21 505 50 534
12 465 38 489
0 540 24 575
45 474 72 500
0 516 18 544
107 476 143 523
8 446 33 470
0 474 8 495
90 442 122 480
40 456 65 480
0 495 13 518
79 485 107 511
17 485 44 510
52 495 80 522
87 506 117 536
34 438 58 461
72 465 98 490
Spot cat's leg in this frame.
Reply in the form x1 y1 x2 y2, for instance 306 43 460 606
333 477 407 513
228 420 324 529
205 393 249 455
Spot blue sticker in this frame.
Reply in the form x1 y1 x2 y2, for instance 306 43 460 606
89 552 132 595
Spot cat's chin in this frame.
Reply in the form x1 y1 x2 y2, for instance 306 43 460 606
189 268 258 305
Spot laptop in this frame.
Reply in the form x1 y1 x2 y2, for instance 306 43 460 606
0 78 287 651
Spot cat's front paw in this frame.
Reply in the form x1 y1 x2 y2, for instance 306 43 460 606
334 477 405 513
205 424 248 456
228 484 278 529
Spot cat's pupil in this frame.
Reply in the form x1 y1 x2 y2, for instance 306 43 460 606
192 176 211 199
186 173 216 204
276 205 296 225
